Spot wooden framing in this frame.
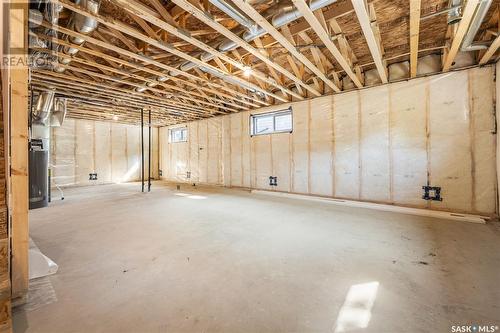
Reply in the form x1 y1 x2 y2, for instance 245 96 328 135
292 0 363 88
351 0 388 83
231 0 341 92
168 0 321 98
57 0 290 103
9 0 29 301
409 0 422 78
442 0 480 72
19 0 499 126
113 0 305 100
479 34 500 65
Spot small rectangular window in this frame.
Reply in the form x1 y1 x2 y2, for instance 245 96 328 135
169 127 188 143
250 108 292 136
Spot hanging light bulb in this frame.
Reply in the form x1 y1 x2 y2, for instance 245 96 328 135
243 66 252 77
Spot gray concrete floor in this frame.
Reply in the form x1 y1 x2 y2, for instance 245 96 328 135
13 182 500 333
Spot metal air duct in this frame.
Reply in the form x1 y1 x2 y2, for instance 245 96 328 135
447 0 463 25
56 0 101 72
32 91 56 126
50 98 68 127
460 0 492 51
137 0 336 89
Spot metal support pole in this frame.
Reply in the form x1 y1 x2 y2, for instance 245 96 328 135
141 108 145 192
148 108 152 192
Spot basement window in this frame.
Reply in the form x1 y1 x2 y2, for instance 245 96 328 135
169 127 188 143
250 108 293 136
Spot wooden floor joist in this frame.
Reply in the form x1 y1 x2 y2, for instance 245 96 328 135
231 0 341 93
34 20 264 109
56 0 290 103
292 0 363 88
442 0 480 71
351 0 388 83
409 0 422 78
113 0 304 101
168 0 321 98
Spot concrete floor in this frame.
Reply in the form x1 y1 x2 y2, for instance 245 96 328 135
13 182 500 333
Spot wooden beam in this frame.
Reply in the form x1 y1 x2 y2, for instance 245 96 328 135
53 0 272 105
169 0 321 97
146 0 180 28
351 0 388 83
9 0 29 300
108 0 293 101
442 0 480 71
35 35 245 112
292 0 363 88
409 0 421 78
231 0 341 92
479 34 500 64
36 20 263 108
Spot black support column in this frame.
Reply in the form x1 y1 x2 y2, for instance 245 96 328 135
148 108 152 192
141 108 145 192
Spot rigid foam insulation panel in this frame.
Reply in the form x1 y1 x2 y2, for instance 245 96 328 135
51 118 76 186
75 119 95 184
207 117 223 185
389 79 428 207
291 101 309 194
229 113 243 187
333 91 360 200
360 85 391 202
111 124 127 183
309 96 333 196
160 66 498 216
94 122 112 185
189 121 200 183
51 118 159 187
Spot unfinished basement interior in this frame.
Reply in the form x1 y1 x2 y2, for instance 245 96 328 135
1 0 500 332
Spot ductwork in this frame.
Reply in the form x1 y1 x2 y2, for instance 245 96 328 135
32 91 56 126
460 0 492 51
32 92 68 127
209 0 255 30
50 98 68 127
175 0 336 75
447 0 463 25
136 0 336 91
56 0 101 73
29 4 60 69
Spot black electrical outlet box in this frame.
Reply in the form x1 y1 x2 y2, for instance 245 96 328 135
422 186 442 201
159 170 163 176
269 176 278 186
89 173 98 181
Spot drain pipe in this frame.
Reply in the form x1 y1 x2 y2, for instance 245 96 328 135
460 0 492 51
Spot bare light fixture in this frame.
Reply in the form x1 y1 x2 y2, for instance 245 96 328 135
243 67 252 77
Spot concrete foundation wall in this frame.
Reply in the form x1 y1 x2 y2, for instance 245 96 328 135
51 119 159 187
160 66 498 216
